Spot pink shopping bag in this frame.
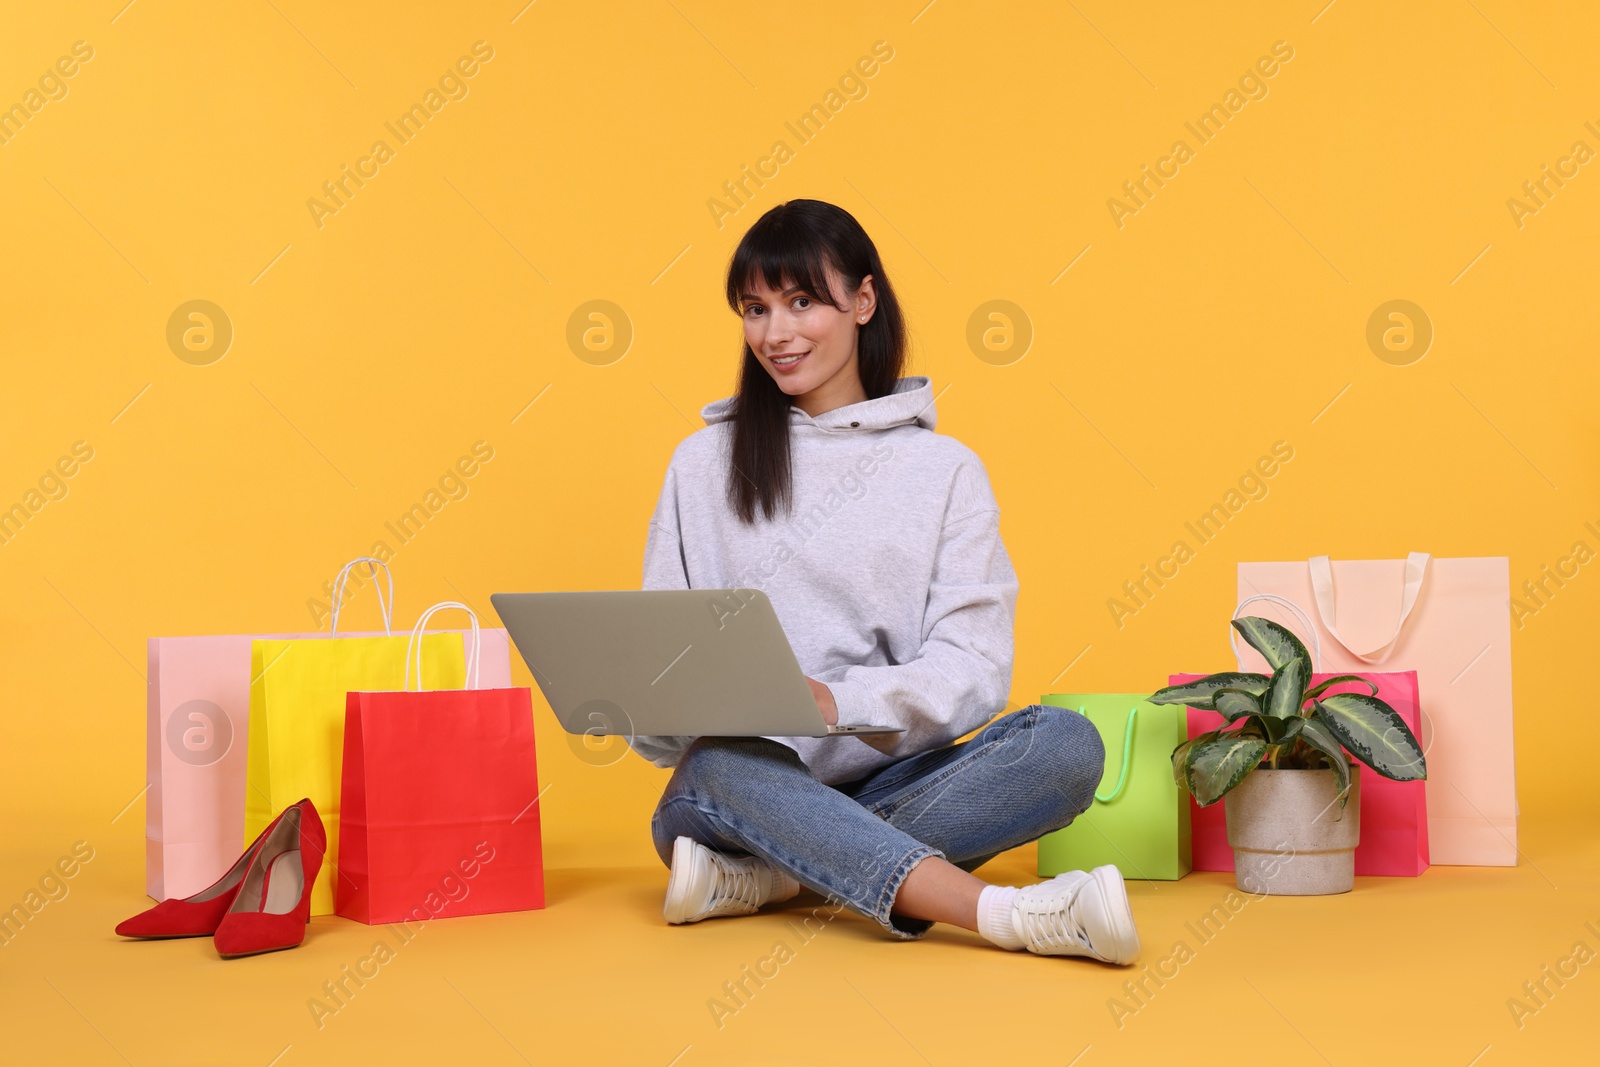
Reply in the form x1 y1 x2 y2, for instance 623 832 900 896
1237 555 1516 866
145 559 514 901
1171 671 1429 876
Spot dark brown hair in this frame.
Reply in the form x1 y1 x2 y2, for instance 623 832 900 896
722 199 907 524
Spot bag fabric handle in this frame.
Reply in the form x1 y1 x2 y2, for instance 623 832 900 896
330 556 395 636
1078 705 1137 804
405 601 481 691
1230 593 1322 672
1308 552 1430 664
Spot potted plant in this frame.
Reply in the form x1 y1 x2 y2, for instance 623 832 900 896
1148 616 1427 895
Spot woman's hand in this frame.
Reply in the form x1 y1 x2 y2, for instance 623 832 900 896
805 676 838 726
807 676 900 752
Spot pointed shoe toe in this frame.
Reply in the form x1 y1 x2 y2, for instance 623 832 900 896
213 912 310 959
115 896 234 939
213 798 326 960
114 802 300 940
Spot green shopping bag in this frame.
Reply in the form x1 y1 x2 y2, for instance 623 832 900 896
1036 693 1192 880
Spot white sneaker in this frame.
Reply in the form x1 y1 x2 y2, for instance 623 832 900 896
663 836 802 924
1012 865 1140 964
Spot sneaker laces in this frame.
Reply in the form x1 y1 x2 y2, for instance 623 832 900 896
1014 878 1093 953
709 854 766 913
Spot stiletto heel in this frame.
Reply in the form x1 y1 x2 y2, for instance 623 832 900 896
116 802 295 939
212 798 326 959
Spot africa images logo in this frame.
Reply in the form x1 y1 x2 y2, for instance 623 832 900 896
165 699 234 767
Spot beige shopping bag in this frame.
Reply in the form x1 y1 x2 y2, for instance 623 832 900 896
1235 554 1517 866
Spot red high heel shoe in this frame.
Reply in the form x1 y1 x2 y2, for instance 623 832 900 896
212 798 326 959
115 799 307 939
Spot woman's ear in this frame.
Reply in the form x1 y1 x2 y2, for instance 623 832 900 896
856 274 876 324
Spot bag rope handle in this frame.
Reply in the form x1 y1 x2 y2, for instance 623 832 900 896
329 556 395 636
405 601 481 692
1079 705 1137 804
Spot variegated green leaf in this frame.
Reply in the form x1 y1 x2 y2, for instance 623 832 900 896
1316 693 1427 781
1262 714 1304 747
1212 688 1264 722
1304 675 1380 702
1299 715 1353 813
1184 734 1267 807
1265 656 1308 719
1170 731 1216 785
1232 616 1312 673
1226 716 1266 741
1149 673 1270 710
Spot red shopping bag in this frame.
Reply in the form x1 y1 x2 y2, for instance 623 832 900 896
337 603 545 924
1172 669 1429 877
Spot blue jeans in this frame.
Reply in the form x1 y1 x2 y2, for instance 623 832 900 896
650 703 1106 939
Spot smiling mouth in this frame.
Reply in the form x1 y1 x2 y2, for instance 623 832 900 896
770 350 809 368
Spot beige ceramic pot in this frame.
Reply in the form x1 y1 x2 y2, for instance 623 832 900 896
1224 765 1361 895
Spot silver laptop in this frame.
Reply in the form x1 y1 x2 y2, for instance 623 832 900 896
489 589 904 738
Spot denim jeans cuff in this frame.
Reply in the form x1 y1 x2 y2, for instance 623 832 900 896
870 843 943 940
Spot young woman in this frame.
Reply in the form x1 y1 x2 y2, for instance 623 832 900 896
628 199 1140 963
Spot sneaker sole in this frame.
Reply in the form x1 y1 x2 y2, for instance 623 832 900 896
664 835 701 925
1087 866 1140 965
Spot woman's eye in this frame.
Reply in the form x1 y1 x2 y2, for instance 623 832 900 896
793 297 810 309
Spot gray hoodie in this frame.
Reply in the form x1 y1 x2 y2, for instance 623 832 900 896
629 375 1019 787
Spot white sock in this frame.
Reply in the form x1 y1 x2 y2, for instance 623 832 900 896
763 863 802 903
976 885 1024 950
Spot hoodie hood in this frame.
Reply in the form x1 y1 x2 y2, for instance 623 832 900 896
699 375 937 433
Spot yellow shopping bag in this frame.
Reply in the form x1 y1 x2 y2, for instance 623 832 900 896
243 559 466 915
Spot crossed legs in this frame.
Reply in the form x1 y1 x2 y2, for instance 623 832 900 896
650 704 1107 939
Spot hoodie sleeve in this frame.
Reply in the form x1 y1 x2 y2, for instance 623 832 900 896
817 501 1019 759
626 459 699 769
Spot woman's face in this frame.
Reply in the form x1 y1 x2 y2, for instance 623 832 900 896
739 264 876 416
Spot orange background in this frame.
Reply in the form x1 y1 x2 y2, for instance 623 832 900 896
2 2 1597 1063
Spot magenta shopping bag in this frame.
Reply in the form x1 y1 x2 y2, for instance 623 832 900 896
1171 671 1429 877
